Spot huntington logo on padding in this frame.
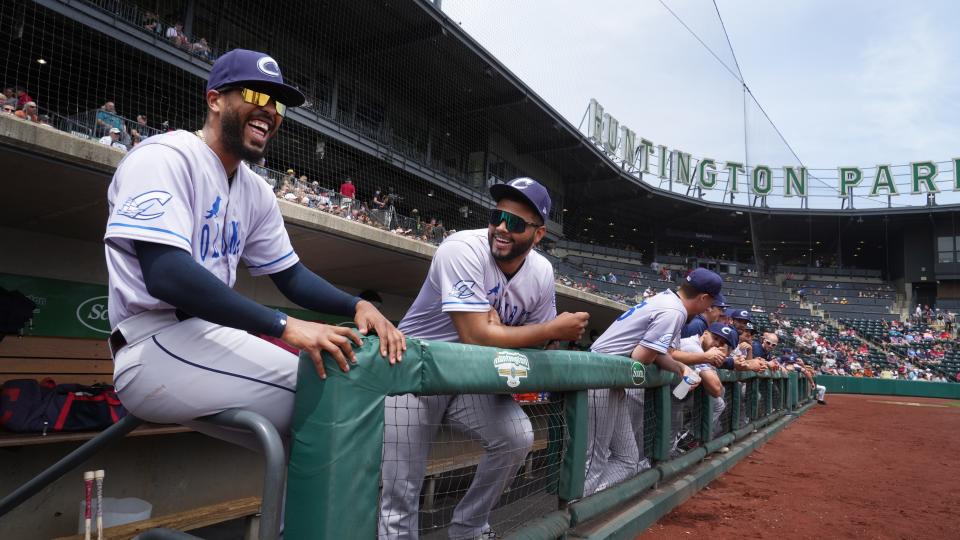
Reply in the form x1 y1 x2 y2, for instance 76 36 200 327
631 361 646 386
494 351 530 388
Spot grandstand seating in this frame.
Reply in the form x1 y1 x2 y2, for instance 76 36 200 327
783 279 898 320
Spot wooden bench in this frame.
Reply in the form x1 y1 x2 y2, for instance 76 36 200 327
0 335 113 386
52 496 263 540
0 335 191 446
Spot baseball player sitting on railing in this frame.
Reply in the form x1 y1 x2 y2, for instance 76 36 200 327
103 49 405 454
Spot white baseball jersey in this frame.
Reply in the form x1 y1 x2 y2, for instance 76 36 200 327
591 289 688 356
398 229 557 341
103 130 298 327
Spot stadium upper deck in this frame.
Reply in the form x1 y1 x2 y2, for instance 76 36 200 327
3 0 960 305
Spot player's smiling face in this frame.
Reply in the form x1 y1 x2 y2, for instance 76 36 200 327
488 198 544 264
217 88 282 162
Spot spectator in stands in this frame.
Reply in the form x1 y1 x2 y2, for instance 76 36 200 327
192 38 213 60
1 102 15 115
143 11 163 35
430 219 446 244
250 158 268 182
95 101 123 137
98 127 127 152
2 87 15 108
340 176 356 199
372 187 386 210
642 287 655 299
14 87 33 109
16 101 39 123
129 114 150 140
165 21 188 47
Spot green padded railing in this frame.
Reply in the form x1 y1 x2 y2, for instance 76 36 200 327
285 337 808 539
816 375 960 399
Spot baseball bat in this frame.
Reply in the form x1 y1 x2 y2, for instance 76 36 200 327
83 470 94 540
94 470 105 540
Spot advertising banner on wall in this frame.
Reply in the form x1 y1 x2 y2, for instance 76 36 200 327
0 273 350 339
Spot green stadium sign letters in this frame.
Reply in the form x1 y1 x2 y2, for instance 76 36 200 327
586 98 960 199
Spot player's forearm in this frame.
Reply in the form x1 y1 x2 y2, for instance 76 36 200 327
654 353 685 377
460 321 553 349
135 241 281 336
671 349 707 365
269 262 360 317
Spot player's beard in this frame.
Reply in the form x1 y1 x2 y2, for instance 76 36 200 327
221 107 268 163
488 229 535 263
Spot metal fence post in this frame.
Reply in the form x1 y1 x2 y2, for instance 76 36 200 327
653 385 672 462
698 388 713 442
559 390 589 502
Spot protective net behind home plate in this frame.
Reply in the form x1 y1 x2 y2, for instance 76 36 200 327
380 392 566 539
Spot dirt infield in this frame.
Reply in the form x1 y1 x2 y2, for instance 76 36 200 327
639 394 960 540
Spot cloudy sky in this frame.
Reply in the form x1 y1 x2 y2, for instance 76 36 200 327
441 0 960 209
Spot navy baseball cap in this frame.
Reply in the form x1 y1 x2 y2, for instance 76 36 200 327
743 322 756 334
707 323 738 348
732 309 753 322
685 268 722 297
712 292 728 308
490 177 552 224
206 49 305 107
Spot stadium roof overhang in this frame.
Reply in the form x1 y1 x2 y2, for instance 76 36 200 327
402 0 960 228
0 119 625 329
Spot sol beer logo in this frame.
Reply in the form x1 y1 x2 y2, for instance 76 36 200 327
76 296 110 334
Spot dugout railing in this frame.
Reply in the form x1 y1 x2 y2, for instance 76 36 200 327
286 337 813 539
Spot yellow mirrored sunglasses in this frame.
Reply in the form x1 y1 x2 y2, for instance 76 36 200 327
220 87 287 117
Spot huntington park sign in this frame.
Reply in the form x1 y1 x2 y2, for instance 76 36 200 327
585 99 959 199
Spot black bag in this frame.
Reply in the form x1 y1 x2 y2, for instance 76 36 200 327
0 287 37 344
0 378 127 433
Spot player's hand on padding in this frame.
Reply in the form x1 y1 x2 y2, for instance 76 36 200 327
704 347 726 366
354 300 406 364
282 317 362 379
549 311 590 342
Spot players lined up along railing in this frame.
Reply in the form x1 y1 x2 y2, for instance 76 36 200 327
285 337 814 539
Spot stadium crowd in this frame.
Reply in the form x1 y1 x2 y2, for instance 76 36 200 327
769 316 959 382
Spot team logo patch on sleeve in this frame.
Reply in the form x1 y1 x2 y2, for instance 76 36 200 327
449 280 478 300
116 190 173 220
494 351 530 388
657 333 674 347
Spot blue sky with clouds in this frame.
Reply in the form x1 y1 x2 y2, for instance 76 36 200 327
441 0 960 209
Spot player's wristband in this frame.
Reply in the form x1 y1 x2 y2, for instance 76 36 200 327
268 310 289 338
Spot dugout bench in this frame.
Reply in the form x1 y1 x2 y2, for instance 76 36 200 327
0 336 554 539
0 336 284 539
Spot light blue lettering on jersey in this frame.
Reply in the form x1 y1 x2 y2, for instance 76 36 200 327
199 195 241 262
